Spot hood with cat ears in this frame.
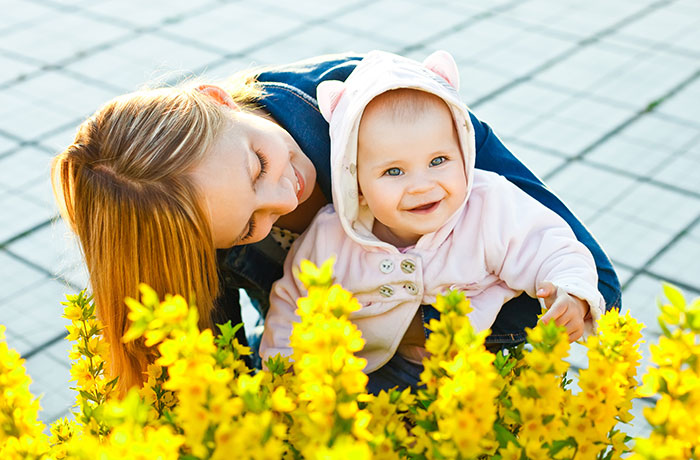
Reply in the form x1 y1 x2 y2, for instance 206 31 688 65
317 50 476 252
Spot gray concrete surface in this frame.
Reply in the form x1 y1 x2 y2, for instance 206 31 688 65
2 0 699 440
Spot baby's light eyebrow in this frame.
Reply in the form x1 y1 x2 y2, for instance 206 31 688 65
373 159 403 170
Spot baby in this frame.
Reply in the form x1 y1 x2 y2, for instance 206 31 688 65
260 50 604 380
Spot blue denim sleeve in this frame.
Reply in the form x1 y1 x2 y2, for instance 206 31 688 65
469 113 621 311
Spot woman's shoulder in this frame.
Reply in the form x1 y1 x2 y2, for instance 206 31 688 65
256 52 364 96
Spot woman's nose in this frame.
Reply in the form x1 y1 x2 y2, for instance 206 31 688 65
260 181 298 216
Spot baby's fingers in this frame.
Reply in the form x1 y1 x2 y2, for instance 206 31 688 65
567 325 584 342
539 299 566 325
536 281 557 309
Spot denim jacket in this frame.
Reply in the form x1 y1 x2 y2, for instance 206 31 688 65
215 53 622 347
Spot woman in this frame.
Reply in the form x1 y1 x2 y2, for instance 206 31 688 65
52 52 621 395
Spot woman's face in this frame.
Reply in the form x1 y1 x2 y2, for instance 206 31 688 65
191 110 316 248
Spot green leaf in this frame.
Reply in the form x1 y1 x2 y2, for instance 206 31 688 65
505 409 521 424
662 283 685 309
548 438 576 455
415 418 438 432
493 422 518 446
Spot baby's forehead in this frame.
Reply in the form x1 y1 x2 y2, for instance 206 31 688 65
362 88 449 122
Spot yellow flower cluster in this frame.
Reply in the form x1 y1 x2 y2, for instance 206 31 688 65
1 259 698 459
411 291 500 459
62 291 116 438
286 258 373 458
500 320 573 460
0 325 48 460
571 309 643 459
633 284 700 460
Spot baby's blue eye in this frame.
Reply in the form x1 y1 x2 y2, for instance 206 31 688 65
384 167 403 176
430 156 447 167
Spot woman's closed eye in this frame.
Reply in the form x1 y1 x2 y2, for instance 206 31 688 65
241 218 257 242
430 156 447 167
255 149 268 178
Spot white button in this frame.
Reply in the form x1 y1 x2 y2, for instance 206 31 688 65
403 282 418 295
379 259 394 274
379 285 394 297
401 259 416 274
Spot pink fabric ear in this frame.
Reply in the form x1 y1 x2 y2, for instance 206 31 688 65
423 50 460 91
317 80 346 122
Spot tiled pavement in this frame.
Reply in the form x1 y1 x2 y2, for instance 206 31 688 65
1 0 699 439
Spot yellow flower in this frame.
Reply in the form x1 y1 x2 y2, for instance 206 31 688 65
499 442 522 460
271 386 296 413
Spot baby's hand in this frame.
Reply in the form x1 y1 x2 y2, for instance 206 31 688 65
537 281 590 342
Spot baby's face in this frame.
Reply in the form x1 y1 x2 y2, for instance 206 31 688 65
357 100 467 247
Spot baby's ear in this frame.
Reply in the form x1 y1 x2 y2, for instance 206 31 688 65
317 80 346 122
423 50 460 91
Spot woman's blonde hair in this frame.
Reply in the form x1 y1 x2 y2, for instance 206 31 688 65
52 75 262 395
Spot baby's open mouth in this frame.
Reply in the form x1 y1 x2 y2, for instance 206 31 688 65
408 201 440 213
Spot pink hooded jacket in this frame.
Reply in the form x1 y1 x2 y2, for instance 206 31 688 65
260 50 605 372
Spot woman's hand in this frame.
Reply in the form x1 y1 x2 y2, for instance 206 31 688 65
537 281 590 342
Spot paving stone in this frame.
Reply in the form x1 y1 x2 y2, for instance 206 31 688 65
0 54 38 85
67 34 221 92
607 181 700 235
161 3 304 55
329 0 470 48
25 352 74 424
649 221 700 289
517 97 635 157
0 277 75 353
0 2 55 34
80 0 201 28
0 193 54 243
589 212 676 268
504 140 568 179
615 265 635 286
534 40 642 94
0 250 47 302
37 127 79 155
612 3 700 51
249 24 393 67
427 17 533 64
546 162 637 223
6 219 88 288
0 10 130 65
657 77 700 126
500 0 644 38
0 147 53 191
456 63 515 105
473 81 573 138
591 47 699 110
621 273 668 336
10 71 119 130
0 134 20 156
254 0 375 21
474 29 572 77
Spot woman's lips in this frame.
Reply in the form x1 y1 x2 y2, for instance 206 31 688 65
407 201 440 213
293 166 305 201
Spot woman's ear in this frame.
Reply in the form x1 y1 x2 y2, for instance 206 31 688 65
317 80 346 122
423 50 460 91
196 84 240 110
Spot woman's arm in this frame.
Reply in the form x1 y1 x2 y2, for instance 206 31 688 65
470 113 621 311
